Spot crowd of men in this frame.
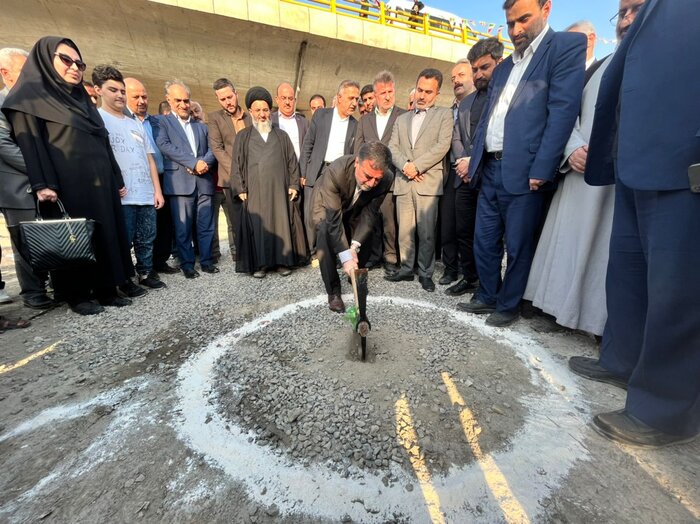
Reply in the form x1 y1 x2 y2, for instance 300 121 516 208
0 0 698 448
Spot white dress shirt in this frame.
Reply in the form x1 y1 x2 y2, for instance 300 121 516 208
277 112 300 158
375 106 394 139
324 108 350 162
485 25 550 152
176 115 197 155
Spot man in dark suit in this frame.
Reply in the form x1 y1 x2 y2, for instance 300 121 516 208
354 70 405 273
311 142 394 313
300 80 359 251
447 38 503 299
569 0 700 447
460 0 586 327
208 78 251 263
0 47 53 309
156 80 217 279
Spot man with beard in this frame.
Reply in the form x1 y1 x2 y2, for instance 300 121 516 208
461 0 586 327
440 57 477 288
208 78 251 263
568 0 700 447
524 4 637 337
231 87 303 278
311 142 394 312
447 38 504 300
359 84 375 116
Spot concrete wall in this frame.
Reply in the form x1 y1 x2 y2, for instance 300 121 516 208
1 0 472 115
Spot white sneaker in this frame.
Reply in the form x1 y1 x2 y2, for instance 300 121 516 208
0 289 12 304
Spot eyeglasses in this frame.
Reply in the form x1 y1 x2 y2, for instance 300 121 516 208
54 52 87 72
609 3 644 25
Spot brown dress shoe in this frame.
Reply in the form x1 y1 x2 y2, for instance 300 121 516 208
328 294 345 313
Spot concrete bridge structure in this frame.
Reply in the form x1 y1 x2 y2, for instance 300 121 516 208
1 0 497 115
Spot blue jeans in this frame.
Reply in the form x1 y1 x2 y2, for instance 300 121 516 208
122 205 157 276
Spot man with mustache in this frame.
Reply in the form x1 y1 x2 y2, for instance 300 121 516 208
461 0 586 327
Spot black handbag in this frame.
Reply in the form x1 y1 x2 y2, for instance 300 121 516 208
16 199 97 272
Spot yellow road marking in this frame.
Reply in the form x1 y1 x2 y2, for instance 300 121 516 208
395 394 446 524
442 372 531 524
0 341 61 375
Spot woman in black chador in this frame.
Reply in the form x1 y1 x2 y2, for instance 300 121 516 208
3 36 135 315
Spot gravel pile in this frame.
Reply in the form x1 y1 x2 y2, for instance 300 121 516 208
213 299 541 477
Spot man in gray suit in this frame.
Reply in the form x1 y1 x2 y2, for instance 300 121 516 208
0 47 53 309
208 78 251 262
300 80 359 251
354 70 406 273
386 68 453 291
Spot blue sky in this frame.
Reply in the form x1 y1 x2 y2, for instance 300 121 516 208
428 0 620 57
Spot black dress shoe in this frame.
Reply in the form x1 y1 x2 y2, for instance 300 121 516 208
23 294 56 309
119 280 148 298
445 279 478 297
201 265 220 274
568 356 628 390
438 272 458 285
456 299 496 314
155 263 179 274
328 294 345 313
140 273 167 289
485 310 520 327
383 262 400 274
183 268 200 279
419 276 435 292
593 409 698 448
69 301 104 315
384 270 414 282
98 295 133 307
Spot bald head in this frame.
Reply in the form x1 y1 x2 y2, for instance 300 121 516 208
276 82 296 118
124 77 149 119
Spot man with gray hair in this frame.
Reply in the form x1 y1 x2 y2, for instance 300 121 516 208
155 80 217 279
565 20 597 70
0 47 54 309
354 70 406 273
300 79 359 251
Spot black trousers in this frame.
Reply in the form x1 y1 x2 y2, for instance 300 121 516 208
2 207 48 299
441 169 479 281
212 187 239 260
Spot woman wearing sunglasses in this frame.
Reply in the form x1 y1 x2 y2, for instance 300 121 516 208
3 36 136 315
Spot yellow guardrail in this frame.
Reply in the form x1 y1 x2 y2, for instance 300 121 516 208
281 0 514 51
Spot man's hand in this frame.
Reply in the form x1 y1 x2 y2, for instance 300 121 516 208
238 192 247 201
118 186 128 198
300 177 306 188
342 257 359 277
529 178 546 191
568 145 588 173
288 188 298 201
154 191 165 210
36 188 58 202
403 162 419 180
455 157 470 180
195 160 209 174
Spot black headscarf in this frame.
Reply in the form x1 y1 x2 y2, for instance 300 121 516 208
2 36 106 136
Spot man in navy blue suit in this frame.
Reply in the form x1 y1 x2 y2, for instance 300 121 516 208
569 0 700 447
156 80 217 279
459 0 586 327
